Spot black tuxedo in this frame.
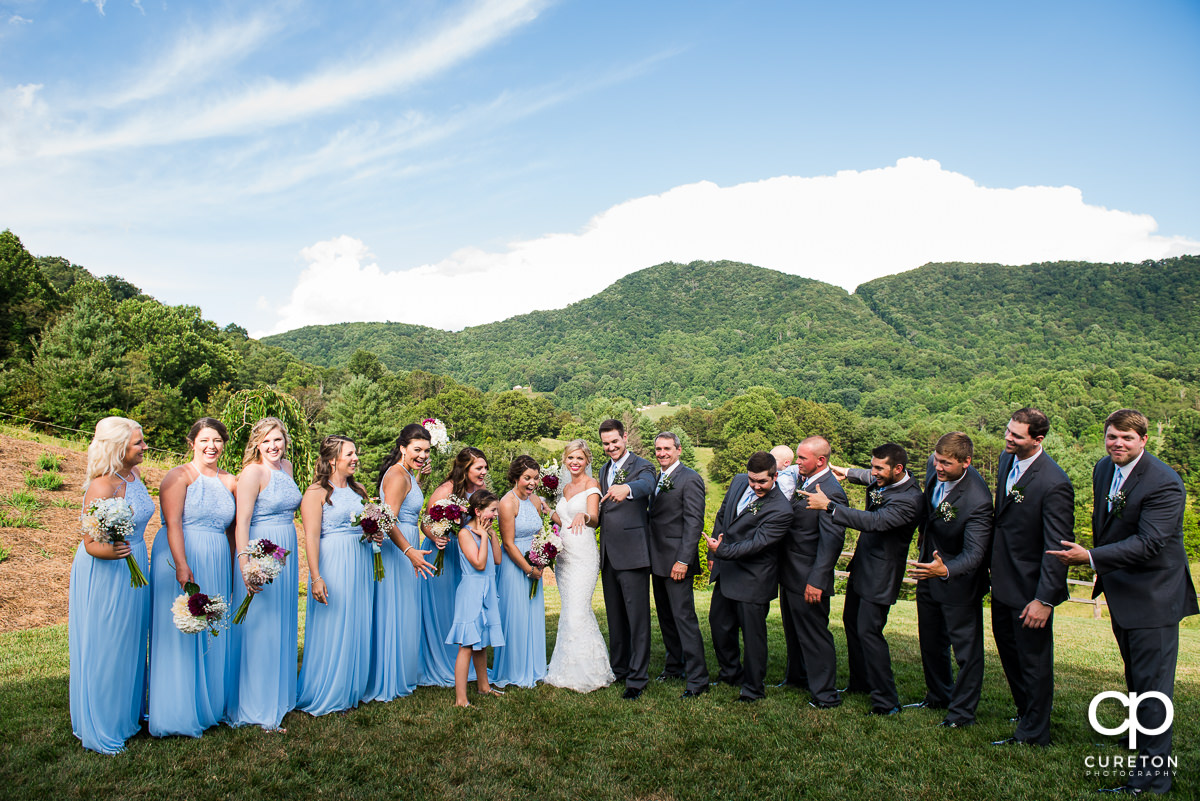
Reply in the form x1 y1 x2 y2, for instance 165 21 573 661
832 468 923 712
708 475 792 699
915 465 993 724
598 451 656 690
990 449 1073 744
647 463 709 690
1090 451 1197 793
777 470 847 704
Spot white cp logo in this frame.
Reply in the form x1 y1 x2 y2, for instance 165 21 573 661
1088 691 1174 749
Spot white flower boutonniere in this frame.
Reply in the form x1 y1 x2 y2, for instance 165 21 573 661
1108 490 1127 517
748 499 762 516
1008 488 1025 504
935 501 958 523
657 474 674 494
613 468 628 485
868 488 885 508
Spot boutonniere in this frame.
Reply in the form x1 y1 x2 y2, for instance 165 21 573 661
1008 488 1025 504
868 488 884 507
935 501 958 522
657 474 674 493
748 499 762 516
613 468 628 485
1107 490 1127 517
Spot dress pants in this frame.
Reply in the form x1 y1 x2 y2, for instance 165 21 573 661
1113 622 1179 794
600 554 651 689
652 573 709 692
843 583 898 711
709 580 769 699
780 586 838 704
992 599 1055 744
916 589 984 724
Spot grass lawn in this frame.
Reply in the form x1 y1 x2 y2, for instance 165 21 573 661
2 586 1196 801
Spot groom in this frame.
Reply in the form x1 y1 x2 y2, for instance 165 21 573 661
598 418 656 699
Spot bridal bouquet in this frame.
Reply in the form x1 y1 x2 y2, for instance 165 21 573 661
172 582 229 637
535 460 561 503
233 538 290 624
353 498 397 581
81 496 148 588
422 418 451 453
525 518 563 599
420 495 469 576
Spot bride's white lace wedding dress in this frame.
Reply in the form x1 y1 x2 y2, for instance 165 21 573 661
545 487 615 692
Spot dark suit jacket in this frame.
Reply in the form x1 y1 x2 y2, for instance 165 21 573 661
1091 452 1199 629
918 466 994 604
709 475 792 604
598 451 656 571
990 450 1074 608
647 463 706 578
835 468 924 606
779 470 848 595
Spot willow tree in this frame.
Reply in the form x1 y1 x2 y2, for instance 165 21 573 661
219 387 315 491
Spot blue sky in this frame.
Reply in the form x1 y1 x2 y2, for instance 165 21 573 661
1 0 1197 334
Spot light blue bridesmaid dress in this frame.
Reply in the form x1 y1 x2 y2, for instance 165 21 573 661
364 467 423 701
148 471 235 737
445 526 504 650
418 517 465 686
68 474 154 754
488 495 546 688
297 486 372 716
225 468 302 729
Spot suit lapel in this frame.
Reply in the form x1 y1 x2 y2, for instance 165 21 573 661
1096 459 1115 533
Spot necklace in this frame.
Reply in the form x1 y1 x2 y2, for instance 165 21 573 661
114 470 135 484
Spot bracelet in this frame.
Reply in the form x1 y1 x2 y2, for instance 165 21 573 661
403 545 414 556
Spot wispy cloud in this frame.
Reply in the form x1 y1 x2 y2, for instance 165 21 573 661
29 0 552 158
81 0 106 16
7 14 32 25
262 158 1200 335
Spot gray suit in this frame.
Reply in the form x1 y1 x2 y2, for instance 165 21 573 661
708 475 792 699
647 463 709 691
1091 451 1197 793
598 451 656 689
990 449 1073 744
778 470 847 704
832 468 924 712
916 466 993 724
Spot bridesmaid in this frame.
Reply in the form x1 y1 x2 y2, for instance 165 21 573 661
364 423 435 702
148 418 237 738
419 447 490 686
489 455 551 689
445 489 505 707
226 417 303 731
296 436 373 716
69 416 153 754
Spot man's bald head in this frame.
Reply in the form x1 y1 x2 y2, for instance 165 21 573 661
795 436 831 478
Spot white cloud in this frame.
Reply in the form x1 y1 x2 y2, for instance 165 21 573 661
82 0 106 16
262 158 1200 336
7 14 32 25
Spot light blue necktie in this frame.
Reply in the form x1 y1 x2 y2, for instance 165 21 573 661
1006 461 1021 494
609 461 618 486
932 481 947 507
736 487 755 514
1107 467 1123 511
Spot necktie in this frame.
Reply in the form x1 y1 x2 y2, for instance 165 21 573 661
1006 461 1021 494
1107 466 1123 511
932 481 947 507
655 472 664 495
609 461 618 486
736 487 755 514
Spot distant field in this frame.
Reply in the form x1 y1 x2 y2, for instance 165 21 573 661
637 403 681 422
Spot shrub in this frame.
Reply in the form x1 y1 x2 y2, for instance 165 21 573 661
36 452 63 471
25 471 65 491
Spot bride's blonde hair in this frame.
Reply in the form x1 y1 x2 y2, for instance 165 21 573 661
562 439 592 466
84 416 142 491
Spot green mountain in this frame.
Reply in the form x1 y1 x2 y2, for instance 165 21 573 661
263 256 1200 409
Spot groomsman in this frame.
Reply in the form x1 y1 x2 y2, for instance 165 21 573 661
989 408 1073 747
908 432 993 728
804 443 923 716
704 450 792 702
1050 409 1198 795
780 436 848 708
597 419 656 700
647 432 710 698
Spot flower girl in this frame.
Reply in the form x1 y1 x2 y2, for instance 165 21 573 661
444 490 505 707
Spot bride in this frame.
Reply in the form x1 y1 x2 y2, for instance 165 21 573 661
545 440 615 692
